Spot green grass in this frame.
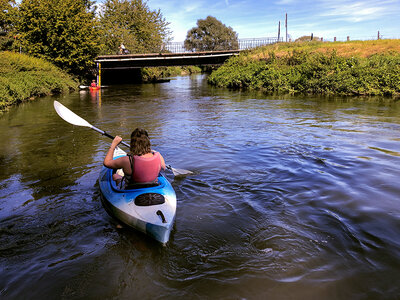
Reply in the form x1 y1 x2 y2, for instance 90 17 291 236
0 51 78 111
208 40 400 97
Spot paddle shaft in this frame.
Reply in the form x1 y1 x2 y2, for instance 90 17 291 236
91 125 130 148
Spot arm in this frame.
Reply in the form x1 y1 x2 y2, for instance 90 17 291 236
103 136 124 169
159 153 166 170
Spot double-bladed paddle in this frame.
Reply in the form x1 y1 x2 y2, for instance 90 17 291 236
53 100 192 176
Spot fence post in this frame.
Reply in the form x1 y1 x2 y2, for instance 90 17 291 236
347 36 350 41
377 31 380 40
334 37 336 42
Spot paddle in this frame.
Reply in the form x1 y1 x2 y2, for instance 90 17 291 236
53 101 193 176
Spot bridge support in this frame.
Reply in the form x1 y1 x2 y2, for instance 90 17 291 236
96 62 102 87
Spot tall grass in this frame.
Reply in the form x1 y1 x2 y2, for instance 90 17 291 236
0 51 78 111
208 40 400 97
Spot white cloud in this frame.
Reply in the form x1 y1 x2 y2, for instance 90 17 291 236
275 0 297 4
319 0 397 22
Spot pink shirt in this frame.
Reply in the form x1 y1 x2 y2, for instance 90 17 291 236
132 152 161 183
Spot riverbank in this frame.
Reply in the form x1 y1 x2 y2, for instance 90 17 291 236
208 39 400 97
0 51 78 112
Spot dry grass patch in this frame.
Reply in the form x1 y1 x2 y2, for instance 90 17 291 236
250 39 400 60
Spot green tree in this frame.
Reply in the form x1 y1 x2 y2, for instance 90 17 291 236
184 16 238 52
17 0 100 76
0 0 17 50
98 0 171 54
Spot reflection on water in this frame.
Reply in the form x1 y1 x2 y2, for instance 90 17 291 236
1 75 400 299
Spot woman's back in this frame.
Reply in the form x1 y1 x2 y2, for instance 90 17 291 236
128 152 161 183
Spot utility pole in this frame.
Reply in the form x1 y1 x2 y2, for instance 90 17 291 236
285 13 288 42
278 21 281 41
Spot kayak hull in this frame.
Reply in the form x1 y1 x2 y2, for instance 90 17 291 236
99 148 176 244
89 86 100 91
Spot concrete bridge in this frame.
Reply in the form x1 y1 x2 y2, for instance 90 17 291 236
95 50 240 70
94 37 281 84
95 37 281 70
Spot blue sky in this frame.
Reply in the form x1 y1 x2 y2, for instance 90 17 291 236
145 0 400 41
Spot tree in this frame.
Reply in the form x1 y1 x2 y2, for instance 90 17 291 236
0 0 15 32
17 0 100 76
98 0 171 54
0 0 17 50
184 16 238 52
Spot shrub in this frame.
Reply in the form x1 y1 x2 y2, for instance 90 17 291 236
208 47 400 97
0 51 77 111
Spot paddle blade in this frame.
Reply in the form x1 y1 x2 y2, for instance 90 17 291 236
168 165 193 176
54 101 93 128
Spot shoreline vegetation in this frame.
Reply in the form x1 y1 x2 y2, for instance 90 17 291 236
0 51 78 112
208 39 400 97
141 66 202 82
1 39 400 112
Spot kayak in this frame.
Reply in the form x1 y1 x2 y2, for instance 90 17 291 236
89 86 100 91
99 147 177 244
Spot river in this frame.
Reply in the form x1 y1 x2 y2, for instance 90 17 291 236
1 74 400 299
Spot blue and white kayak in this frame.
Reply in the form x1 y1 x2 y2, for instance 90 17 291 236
99 147 177 244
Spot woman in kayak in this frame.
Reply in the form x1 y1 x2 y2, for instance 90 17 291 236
103 128 166 187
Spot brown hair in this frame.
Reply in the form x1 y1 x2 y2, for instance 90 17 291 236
130 128 151 156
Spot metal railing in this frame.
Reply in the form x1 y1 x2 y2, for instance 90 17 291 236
164 37 282 53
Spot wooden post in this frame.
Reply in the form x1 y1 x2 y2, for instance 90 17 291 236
377 31 380 40
285 13 288 42
278 21 281 41
334 37 336 42
321 37 323 42
347 36 350 41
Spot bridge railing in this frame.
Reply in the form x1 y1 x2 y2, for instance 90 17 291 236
164 37 282 53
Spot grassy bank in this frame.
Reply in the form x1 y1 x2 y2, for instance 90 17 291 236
0 51 78 112
208 40 400 97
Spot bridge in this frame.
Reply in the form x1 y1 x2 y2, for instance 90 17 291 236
95 37 281 70
94 37 281 84
95 50 240 70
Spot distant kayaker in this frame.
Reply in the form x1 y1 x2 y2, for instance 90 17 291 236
90 80 97 87
103 128 166 188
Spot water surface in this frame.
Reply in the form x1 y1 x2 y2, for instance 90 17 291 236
1 75 400 299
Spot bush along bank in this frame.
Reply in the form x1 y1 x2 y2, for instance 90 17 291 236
0 51 78 112
208 48 400 97
141 66 202 82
